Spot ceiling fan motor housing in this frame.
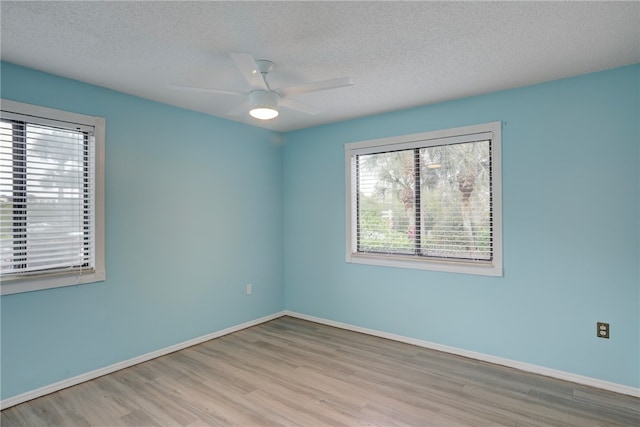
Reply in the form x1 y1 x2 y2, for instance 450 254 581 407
249 90 279 119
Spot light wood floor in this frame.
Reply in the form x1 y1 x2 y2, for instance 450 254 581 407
2 316 639 426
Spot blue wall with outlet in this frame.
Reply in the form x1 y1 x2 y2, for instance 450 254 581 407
283 64 639 389
1 61 638 401
0 62 285 399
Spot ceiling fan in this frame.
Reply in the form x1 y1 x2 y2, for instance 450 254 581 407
168 53 354 120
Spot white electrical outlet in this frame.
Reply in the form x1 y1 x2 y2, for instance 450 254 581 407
597 322 609 339
246 284 252 295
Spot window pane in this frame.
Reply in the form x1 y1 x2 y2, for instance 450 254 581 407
0 121 16 272
25 124 88 272
420 140 491 260
357 150 416 254
0 120 92 275
354 140 492 261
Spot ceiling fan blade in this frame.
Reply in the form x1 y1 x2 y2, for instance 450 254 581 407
167 84 244 97
277 77 353 98
226 100 249 117
230 53 268 91
279 98 324 115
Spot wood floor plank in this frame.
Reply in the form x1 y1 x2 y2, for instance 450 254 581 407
2 316 638 426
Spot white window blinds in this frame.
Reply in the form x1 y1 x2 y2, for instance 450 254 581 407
355 141 492 261
0 108 98 283
345 122 502 276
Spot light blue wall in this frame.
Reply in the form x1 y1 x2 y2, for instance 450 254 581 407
0 62 285 399
283 64 640 388
1 63 638 401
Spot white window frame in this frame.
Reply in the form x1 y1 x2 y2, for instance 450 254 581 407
345 122 502 276
0 99 106 295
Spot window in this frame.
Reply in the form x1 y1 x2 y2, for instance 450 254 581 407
345 122 502 276
1 100 105 295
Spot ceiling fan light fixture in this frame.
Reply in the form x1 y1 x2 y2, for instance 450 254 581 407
249 90 279 120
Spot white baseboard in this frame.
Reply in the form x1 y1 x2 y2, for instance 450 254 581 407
3 309 637 410
0 311 286 410
284 310 640 398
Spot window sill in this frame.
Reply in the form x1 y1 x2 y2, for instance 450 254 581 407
347 252 502 276
0 270 106 295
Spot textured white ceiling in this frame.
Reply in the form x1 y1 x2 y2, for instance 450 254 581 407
1 1 639 132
